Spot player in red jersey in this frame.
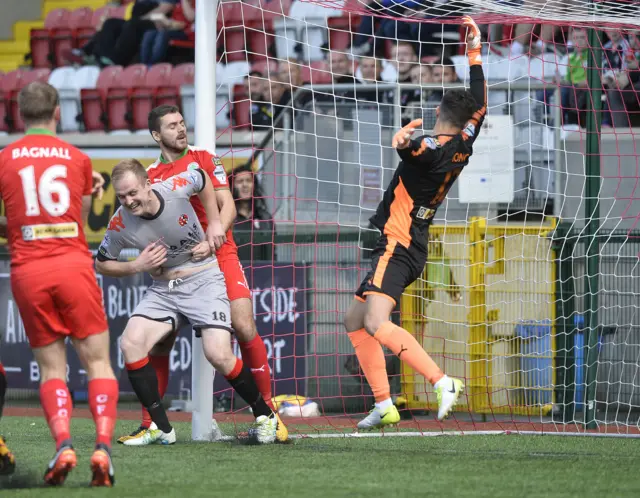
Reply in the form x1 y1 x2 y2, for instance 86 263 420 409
116 105 288 444
0 82 118 487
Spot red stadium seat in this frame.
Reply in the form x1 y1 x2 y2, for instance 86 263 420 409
9 69 52 132
0 71 23 133
155 63 195 109
328 15 360 51
105 64 147 131
131 63 173 130
30 8 70 68
80 66 123 131
51 7 93 67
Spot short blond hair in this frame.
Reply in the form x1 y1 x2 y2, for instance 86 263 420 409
18 82 59 126
111 159 148 184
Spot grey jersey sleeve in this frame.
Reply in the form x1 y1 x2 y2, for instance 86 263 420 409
96 209 126 262
157 169 206 199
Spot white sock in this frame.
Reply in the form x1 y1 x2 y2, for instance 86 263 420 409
434 375 450 390
375 398 393 411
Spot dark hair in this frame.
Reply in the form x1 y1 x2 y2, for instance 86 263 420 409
230 164 271 221
148 104 180 134
439 89 477 129
18 82 59 126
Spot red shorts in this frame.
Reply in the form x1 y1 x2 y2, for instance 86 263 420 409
218 252 251 302
11 263 108 349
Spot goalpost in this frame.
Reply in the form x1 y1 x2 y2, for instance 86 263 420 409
193 0 640 439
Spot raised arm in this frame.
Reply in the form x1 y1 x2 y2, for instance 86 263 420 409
461 16 487 142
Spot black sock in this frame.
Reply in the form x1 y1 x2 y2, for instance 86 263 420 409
0 366 6 419
127 362 172 433
226 367 273 418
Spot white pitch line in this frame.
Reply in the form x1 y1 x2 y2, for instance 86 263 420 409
287 430 640 439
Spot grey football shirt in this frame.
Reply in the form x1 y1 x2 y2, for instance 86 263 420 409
97 169 216 271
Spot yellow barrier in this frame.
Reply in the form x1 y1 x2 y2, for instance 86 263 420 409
400 218 557 417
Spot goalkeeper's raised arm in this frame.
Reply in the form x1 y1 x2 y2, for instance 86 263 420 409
392 16 486 158
463 15 487 139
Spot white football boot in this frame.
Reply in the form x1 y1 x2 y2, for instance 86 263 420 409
435 376 465 421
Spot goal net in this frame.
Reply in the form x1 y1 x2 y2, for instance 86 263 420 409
214 0 640 437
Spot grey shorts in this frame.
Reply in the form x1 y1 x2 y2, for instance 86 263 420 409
132 265 232 335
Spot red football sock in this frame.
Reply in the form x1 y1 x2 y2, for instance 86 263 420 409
40 379 72 449
238 335 273 409
141 355 170 428
88 378 119 448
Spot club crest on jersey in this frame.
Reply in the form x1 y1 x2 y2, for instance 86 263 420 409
416 207 436 220
424 137 438 149
178 214 189 227
187 162 199 171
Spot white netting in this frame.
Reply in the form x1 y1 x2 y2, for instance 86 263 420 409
214 0 640 435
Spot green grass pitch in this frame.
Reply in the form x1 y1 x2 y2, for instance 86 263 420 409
0 416 638 497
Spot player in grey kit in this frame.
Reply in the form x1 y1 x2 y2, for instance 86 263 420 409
96 159 277 445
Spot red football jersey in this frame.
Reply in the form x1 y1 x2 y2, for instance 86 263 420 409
0 130 94 269
146 146 238 259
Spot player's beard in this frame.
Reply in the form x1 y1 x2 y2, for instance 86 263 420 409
161 134 188 155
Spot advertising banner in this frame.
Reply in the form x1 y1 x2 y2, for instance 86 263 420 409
0 264 307 398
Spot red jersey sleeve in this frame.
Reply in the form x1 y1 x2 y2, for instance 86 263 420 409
197 150 229 189
82 156 93 196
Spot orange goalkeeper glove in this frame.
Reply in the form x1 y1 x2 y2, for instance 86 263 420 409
462 16 482 65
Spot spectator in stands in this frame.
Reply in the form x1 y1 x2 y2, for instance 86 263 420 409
358 56 382 83
390 41 418 84
244 70 273 130
356 56 393 104
561 27 590 127
103 0 180 66
603 28 633 72
231 164 274 232
65 1 178 67
605 48 640 128
231 164 275 262
330 51 359 101
139 0 195 66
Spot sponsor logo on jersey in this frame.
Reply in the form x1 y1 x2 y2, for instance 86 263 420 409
178 214 189 227
21 222 79 241
416 207 436 220
424 137 438 149
108 211 125 232
171 175 191 191
452 152 470 163
212 155 227 185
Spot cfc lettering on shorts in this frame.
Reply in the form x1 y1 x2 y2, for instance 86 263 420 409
108 211 125 232
178 214 189 227
452 152 470 163
171 175 191 191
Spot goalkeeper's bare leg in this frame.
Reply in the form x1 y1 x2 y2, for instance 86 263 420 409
344 294 464 428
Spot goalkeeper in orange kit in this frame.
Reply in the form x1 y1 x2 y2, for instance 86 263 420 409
343 16 486 429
